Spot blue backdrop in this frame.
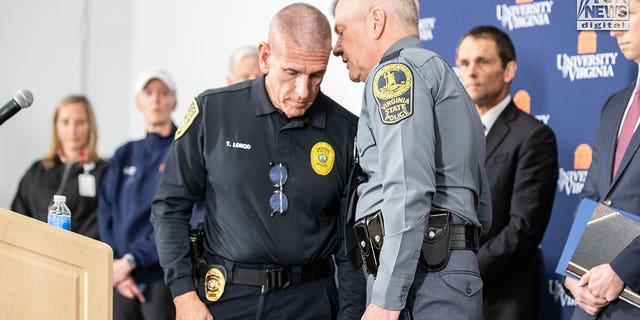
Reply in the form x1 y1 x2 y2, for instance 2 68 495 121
417 1 635 319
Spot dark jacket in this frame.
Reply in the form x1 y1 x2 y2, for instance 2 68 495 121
12 157 109 239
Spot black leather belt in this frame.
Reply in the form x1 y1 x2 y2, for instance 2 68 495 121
450 224 479 252
199 256 334 293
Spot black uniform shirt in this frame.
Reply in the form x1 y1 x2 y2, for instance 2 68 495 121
152 76 357 297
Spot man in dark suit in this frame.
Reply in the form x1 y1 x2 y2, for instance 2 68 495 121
564 2 640 318
456 25 558 320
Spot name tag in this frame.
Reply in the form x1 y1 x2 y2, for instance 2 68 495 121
78 173 96 197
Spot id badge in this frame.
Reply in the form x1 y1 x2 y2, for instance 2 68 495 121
78 173 96 197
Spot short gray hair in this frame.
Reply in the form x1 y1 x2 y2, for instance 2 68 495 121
229 45 259 72
270 3 332 51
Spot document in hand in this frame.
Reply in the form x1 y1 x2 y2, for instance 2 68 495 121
556 198 640 309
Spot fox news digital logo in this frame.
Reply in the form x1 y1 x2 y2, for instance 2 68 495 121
577 0 629 30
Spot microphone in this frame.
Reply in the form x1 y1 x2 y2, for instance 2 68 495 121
0 89 34 126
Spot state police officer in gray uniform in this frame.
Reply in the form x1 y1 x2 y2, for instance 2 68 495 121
151 3 366 320
333 1 492 319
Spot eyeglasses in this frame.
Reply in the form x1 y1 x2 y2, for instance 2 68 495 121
269 163 289 216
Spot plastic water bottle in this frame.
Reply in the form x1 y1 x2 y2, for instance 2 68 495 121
47 195 71 230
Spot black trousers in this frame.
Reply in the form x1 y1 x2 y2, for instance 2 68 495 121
199 276 339 320
113 278 175 320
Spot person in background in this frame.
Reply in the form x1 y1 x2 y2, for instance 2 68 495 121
97 68 177 319
151 3 366 320
456 25 558 320
12 94 108 239
332 0 492 319
564 1 640 318
226 45 263 85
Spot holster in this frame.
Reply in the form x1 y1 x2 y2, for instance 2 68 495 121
353 211 384 276
189 222 206 287
354 210 468 275
344 161 367 268
418 211 452 272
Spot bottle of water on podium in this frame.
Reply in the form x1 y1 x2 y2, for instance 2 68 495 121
47 195 71 230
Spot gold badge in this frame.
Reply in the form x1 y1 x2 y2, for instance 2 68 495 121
310 142 335 176
204 265 226 302
373 63 414 124
175 99 200 140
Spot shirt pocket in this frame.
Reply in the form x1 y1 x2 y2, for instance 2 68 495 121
357 124 377 158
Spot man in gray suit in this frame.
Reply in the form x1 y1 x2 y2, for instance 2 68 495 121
332 0 492 319
456 25 558 320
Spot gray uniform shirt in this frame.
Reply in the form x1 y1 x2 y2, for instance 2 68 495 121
356 36 492 310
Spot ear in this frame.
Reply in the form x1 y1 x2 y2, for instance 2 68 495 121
503 60 517 83
370 7 386 40
257 42 271 74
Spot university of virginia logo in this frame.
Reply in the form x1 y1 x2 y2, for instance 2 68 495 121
513 90 550 124
556 31 618 82
496 0 553 31
419 17 437 41
558 144 592 196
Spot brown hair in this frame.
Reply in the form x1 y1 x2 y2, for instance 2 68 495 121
459 25 516 68
42 95 101 169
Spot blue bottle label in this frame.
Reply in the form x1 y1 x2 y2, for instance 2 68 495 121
47 214 71 231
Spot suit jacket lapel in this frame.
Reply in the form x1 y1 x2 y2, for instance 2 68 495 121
485 101 517 161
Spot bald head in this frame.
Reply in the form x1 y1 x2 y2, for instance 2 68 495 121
270 3 332 52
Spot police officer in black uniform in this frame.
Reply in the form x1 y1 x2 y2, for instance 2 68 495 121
151 3 366 320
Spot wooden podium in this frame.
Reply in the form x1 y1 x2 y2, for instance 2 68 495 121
0 207 113 319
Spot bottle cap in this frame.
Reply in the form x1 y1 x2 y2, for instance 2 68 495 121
53 195 67 202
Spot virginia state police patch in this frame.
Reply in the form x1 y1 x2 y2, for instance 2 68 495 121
373 63 414 124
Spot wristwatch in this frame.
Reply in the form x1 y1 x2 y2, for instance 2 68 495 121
123 253 137 269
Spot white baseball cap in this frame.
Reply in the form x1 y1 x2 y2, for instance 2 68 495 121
134 68 176 95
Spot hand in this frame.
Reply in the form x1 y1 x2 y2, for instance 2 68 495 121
361 303 401 320
115 276 146 303
580 264 625 302
112 256 134 285
174 291 213 320
564 277 607 315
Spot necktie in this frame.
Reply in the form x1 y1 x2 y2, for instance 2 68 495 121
613 85 640 177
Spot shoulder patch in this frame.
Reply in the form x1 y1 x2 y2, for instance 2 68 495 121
174 99 200 140
310 142 335 176
373 63 414 125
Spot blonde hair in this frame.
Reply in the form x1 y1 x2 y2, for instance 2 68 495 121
42 95 101 169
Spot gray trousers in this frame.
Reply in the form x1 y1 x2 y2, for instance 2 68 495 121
368 250 483 320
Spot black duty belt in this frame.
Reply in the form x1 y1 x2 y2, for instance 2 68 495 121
199 255 334 293
449 224 480 251
354 210 480 275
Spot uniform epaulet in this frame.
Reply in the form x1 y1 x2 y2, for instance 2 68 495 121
380 49 403 63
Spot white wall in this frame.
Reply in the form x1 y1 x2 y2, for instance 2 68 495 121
0 0 85 208
0 0 363 208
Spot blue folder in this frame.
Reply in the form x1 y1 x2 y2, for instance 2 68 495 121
555 198 640 308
